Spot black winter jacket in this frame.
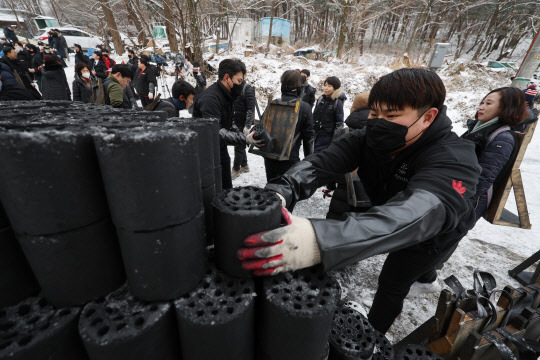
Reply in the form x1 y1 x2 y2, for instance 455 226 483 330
300 83 316 108
346 107 370 129
193 81 246 146
41 63 71 100
91 59 108 80
266 107 481 271
280 93 314 161
194 72 207 94
1 56 32 89
313 88 346 136
135 65 157 97
75 51 90 66
72 74 99 103
127 55 139 78
461 120 517 221
0 82 38 101
154 98 179 118
232 82 256 129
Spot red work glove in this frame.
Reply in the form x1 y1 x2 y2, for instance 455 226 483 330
237 207 321 276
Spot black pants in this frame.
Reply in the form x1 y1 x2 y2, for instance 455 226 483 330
367 237 462 334
140 96 152 108
233 144 248 171
264 158 297 182
220 145 232 190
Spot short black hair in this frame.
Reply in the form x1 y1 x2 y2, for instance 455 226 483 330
111 64 132 79
368 68 446 112
185 55 190 62
281 69 302 88
128 49 135 55
3 46 14 55
93 50 102 57
324 76 341 90
193 61 200 67
218 59 246 81
172 80 195 99
139 55 150 66
301 69 310 77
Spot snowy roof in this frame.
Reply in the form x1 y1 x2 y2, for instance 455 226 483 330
0 12 25 22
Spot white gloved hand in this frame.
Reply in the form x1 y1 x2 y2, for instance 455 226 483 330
148 93 154 100
243 126 252 136
245 130 265 147
237 207 321 276
274 192 286 207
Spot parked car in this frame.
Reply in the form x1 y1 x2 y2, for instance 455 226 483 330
35 27 102 51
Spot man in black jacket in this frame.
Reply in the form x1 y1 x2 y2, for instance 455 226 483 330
73 44 90 66
300 69 316 108
263 69 314 181
90 51 107 80
136 55 157 108
154 80 195 117
0 72 38 100
231 81 256 179
193 58 263 189
237 68 481 334
1 45 40 98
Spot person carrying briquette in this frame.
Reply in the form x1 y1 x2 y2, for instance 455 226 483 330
192 58 265 189
236 68 482 334
313 76 347 152
262 69 314 182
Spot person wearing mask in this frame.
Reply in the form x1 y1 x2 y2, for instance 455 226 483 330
49 30 67 67
313 76 347 152
193 58 264 189
15 42 31 65
262 69 314 182
101 48 116 72
299 69 316 108
136 55 157 107
3 26 18 44
40 54 71 100
103 64 132 108
90 51 107 79
231 80 256 180
154 80 196 117
73 62 100 103
192 61 207 94
0 72 39 100
73 44 90 66
236 68 482 335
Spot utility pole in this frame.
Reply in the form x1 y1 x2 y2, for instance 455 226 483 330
512 26 540 89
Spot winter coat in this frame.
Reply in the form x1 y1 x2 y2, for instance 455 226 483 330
313 88 346 136
31 52 44 84
58 34 68 53
345 107 370 130
280 93 314 161
1 56 32 89
266 106 481 271
0 62 17 85
51 36 66 58
104 75 130 108
232 82 256 129
154 98 180 118
135 65 157 98
326 107 371 220
75 51 90 66
461 119 518 221
91 59 108 79
72 73 99 103
193 81 246 146
3 27 18 43
300 83 316 108
41 63 71 100
515 106 538 132
127 55 139 78
0 82 38 101
194 72 207 94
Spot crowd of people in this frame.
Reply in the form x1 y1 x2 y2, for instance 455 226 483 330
0 29 539 334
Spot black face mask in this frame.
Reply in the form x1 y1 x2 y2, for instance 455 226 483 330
366 110 427 153
230 81 244 98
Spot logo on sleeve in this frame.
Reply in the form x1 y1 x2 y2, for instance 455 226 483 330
452 180 466 197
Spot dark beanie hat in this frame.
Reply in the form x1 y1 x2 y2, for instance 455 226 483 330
325 76 341 90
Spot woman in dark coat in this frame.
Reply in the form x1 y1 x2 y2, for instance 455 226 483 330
313 76 346 152
40 54 71 100
73 62 100 103
90 51 108 80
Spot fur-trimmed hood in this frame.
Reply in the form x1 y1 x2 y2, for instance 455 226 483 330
318 87 347 102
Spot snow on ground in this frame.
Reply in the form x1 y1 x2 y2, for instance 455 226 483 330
65 50 539 342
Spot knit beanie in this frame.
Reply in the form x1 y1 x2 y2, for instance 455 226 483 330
524 84 538 103
351 92 370 112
